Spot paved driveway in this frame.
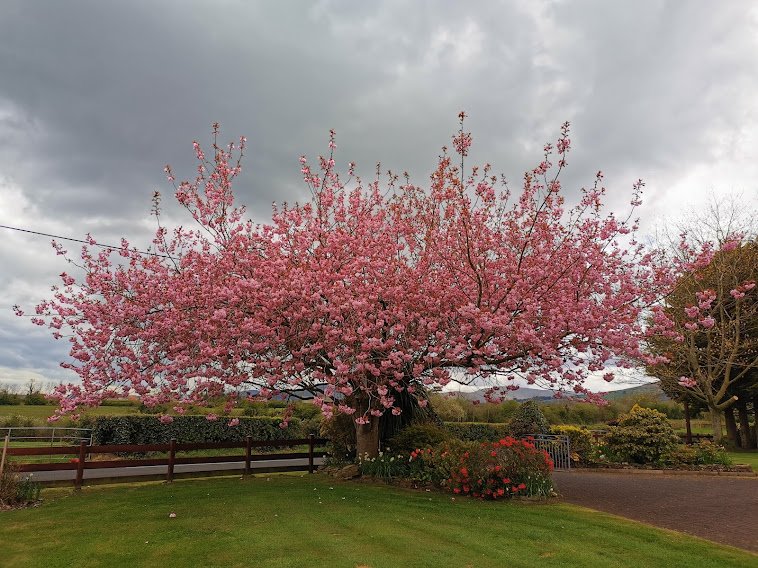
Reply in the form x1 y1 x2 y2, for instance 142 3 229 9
553 470 758 553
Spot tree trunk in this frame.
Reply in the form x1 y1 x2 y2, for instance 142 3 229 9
752 395 758 448
355 416 380 458
736 399 754 450
724 407 739 448
683 400 692 445
710 408 724 444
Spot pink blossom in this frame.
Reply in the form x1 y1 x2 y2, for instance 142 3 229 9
730 289 745 299
205 413 218 421
684 306 699 318
159 415 174 424
678 377 697 388
228 418 240 427
699 317 715 329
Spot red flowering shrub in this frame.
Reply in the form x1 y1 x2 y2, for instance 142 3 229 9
410 437 554 499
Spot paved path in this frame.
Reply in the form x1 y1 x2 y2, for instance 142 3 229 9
553 470 758 553
29 457 325 483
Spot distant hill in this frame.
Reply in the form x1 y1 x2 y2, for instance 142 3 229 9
447 381 668 404
602 382 669 402
450 387 562 403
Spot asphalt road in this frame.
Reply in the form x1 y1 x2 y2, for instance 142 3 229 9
28 457 325 482
553 470 758 553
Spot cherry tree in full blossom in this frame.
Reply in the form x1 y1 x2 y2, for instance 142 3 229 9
645 238 757 442
20 116 668 456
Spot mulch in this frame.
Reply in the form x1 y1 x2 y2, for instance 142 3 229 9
553 470 758 553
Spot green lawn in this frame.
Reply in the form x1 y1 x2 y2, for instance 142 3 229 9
727 450 758 471
1 475 755 568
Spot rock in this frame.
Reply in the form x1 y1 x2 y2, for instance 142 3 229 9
336 464 361 479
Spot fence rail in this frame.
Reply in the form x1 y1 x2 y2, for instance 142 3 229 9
5 435 327 489
1 426 92 446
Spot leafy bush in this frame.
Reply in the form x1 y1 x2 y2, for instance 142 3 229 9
91 415 304 445
430 437 554 499
0 388 22 405
551 425 594 464
388 423 451 455
508 400 551 438
541 400 621 426
0 463 41 507
444 422 511 442
358 451 409 481
666 441 732 467
604 405 679 464
320 413 356 461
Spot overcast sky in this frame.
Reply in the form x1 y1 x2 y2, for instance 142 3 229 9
1 0 757 393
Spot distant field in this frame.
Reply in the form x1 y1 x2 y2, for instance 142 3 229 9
669 419 713 435
0 405 137 420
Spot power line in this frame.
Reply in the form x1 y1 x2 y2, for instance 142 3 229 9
0 224 172 259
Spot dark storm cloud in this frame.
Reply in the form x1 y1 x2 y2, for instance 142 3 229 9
0 0 756 386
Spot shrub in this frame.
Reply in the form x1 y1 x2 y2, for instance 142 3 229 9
444 422 511 442
358 451 409 481
320 413 356 461
388 423 451 455
0 463 41 507
551 425 594 464
666 441 732 467
508 400 551 438
692 440 732 465
604 405 679 464
91 415 303 445
432 437 554 499
0 388 22 405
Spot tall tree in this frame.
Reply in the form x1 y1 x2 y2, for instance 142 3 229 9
21 118 665 456
646 240 758 443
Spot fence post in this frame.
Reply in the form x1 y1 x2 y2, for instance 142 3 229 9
0 434 9 479
167 438 176 483
308 434 315 474
75 440 86 490
244 436 252 475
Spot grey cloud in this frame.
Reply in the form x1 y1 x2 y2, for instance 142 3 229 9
0 0 756 386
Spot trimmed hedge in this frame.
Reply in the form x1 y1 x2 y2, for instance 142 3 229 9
91 415 304 445
443 422 511 442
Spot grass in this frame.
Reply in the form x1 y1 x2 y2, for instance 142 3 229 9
1 475 755 568
0 405 136 420
727 450 758 471
669 419 714 435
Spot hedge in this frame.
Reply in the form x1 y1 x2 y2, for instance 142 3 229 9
443 422 511 442
91 415 305 446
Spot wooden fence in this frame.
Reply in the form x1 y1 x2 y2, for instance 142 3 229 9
5 435 327 489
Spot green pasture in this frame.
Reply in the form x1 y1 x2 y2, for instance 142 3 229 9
0 405 136 421
1 475 754 568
